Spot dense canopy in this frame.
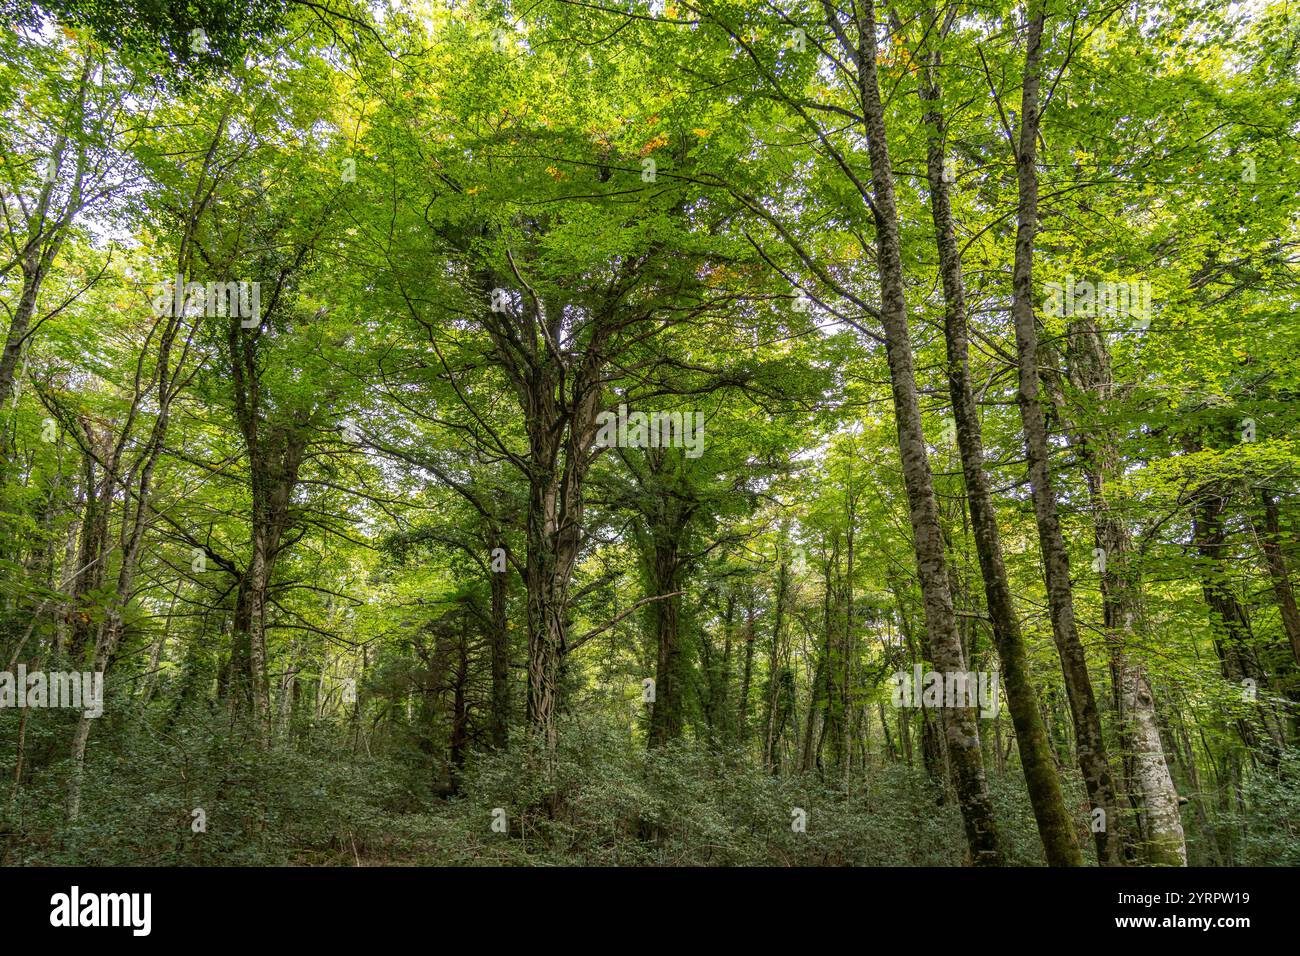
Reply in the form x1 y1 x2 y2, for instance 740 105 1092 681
1 0 1298 868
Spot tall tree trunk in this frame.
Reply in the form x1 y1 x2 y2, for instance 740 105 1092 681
647 534 684 747
69 301 194 819
1007 1 1122 865
1193 487 1286 759
841 491 857 778
1254 490 1300 667
714 592 734 740
488 528 511 748
737 597 756 743
449 614 470 792
890 574 949 792
801 649 827 773
66 440 112 662
1064 314 1185 865
479 283 606 754
227 423 308 739
852 0 1001 864
803 555 837 772
917 24 1081 867
523 470 574 754
762 560 789 771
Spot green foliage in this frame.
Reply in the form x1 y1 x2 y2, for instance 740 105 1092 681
1239 749 1300 867
2 0 1299 869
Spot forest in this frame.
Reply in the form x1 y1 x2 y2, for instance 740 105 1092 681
0 0 1298 869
